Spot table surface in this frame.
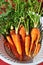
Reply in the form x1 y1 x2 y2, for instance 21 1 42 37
0 59 43 65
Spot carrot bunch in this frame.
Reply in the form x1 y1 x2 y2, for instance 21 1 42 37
4 25 41 61
0 0 41 62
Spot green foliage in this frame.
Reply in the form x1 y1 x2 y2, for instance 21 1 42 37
0 0 42 35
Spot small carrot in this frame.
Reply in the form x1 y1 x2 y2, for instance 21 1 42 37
31 28 40 43
6 35 20 60
31 43 36 54
4 41 11 50
25 35 30 56
31 28 37 43
33 43 41 56
10 30 22 57
29 42 35 55
30 28 40 54
19 25 26 43
6 35 13 46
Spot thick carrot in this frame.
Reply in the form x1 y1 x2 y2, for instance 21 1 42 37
33 43 41 56
6 35 20 60
10 30 22 56
25 35 30 56
19 25 26 43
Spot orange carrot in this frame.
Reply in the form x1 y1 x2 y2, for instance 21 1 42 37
25 35 30 56
10 30 22 57
6 35 20 60
33 43 41 56
31 28 40 44
19 25 26 43
29 42 35 55
31 43 36 54
18 25 26 56
6 36 13 46
30 28 40 54
31 28 37 43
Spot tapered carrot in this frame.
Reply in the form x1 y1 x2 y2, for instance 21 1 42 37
30 28 40 54
18 25 26 55
31 43 36 54
6 35 20 60
10 30 22 56
19 25 26 43
25 35 30 56
33 43 41 56
31 28 37 44
29 42 35 55
31 28 40 43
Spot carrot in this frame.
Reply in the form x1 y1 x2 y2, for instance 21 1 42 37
29 42 36 56
6 35 20 60
30 28 40 54
4 41 11 50
33 43 41 56
20 38 25 57
10 30 22 57
6 35 13 46
19 25 26 43
25 35 30 56
31 43 36 54
18 25 26 56
31 28 37 43
31 28 40 44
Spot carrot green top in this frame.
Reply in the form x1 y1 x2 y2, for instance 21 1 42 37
0 0 42 35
